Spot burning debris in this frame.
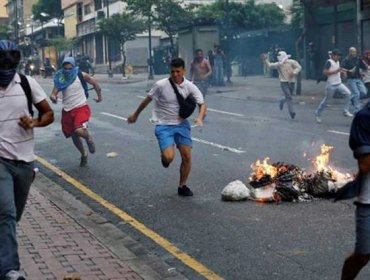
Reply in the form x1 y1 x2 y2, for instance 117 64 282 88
222 145 353 203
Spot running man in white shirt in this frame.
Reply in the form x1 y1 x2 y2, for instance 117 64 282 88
128 58 207 196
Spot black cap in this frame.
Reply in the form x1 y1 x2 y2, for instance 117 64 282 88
331 49 342 56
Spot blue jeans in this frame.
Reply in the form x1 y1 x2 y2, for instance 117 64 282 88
347 78 367 113
0 157 34 277
315 83 351 116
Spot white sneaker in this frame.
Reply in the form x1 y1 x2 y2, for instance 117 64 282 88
4 270 25 280
315 115 322 123
343 111 354 117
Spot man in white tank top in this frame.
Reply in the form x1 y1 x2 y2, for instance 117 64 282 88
314 49 353 123
50 57 102 167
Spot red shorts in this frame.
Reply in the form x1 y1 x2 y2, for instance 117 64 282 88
61 104 91 138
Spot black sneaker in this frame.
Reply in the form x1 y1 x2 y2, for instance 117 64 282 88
290 112 296 119
178 185 193 196
161 158 170 168
80 153 88 167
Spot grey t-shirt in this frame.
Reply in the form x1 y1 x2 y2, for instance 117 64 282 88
148 78 204 125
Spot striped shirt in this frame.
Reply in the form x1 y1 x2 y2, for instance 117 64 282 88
0 74 47 162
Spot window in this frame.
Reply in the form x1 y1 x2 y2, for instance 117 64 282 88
84 4 92 15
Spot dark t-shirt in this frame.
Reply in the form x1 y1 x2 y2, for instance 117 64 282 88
350 105 370 158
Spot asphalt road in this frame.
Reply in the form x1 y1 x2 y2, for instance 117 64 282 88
34 77 369 280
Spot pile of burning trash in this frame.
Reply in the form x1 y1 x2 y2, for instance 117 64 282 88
222 145 353 203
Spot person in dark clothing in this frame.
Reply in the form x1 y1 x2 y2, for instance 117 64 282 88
341 105 370 280
342 47 368 114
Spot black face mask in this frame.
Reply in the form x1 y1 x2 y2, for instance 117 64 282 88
0 50 21 69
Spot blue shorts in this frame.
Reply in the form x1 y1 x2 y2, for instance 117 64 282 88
154 120 192 151
355 204 370 254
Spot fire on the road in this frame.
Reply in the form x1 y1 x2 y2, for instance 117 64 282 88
247 144 353 202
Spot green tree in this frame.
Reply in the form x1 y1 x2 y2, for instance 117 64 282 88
97 12 146 77
0 25 9 39
48 36 77 53
195 0 285 35
32 0 62 23
154 0 193 56
123 0 194 56
290 0 304 30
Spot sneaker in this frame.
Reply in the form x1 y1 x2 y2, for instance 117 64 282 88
343 111 354 117
161 158 170 168
178 185 193 196
4 270 26 280
279 100 284 111
86 137 96 154
315 115 322 123
80 153 88 167
290 112 296 119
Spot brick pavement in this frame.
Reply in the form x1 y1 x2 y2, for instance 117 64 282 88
18 188 143 280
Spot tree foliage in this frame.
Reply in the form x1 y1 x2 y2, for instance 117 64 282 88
153 0 193 54
32 0 62 22
123 0 193 56
195 0 285 33
97 12 146 76
48 36 77 53
290 0 304 29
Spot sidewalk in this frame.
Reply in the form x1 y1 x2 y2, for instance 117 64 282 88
18 174 188 280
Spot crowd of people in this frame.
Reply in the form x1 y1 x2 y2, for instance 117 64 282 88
2 36 370 279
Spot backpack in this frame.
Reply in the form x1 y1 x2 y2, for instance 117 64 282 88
77 70 89 98
19 74 34 117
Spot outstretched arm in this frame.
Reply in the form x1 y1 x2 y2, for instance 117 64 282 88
127 96 152 124
195 103 207 126
50 87 59 104
83 73 102 102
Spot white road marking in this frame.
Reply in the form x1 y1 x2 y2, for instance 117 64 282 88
328 130 350 136
137 95 145 99
207 108 244 117
101 112 245 154
100 112 127 121
191 137 245 154
102 88 111 92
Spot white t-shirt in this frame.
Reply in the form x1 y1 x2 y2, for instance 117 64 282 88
0 74 47 162
325 59 342 85
148 78 204 125
61 76 87 111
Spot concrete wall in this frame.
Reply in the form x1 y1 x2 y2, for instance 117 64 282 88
178 25 219 75
64 5 77 38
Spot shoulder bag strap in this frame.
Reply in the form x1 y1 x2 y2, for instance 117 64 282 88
168 78 184 105
19 74 34 117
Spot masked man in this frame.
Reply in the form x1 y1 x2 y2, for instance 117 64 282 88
0 40 54 280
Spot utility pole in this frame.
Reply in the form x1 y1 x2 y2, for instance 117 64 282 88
105 0 112 77
148 11 154 80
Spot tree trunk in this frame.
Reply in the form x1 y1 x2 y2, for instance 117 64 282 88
121 43 126 77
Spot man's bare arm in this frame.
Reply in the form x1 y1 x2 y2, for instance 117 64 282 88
127 96 152 124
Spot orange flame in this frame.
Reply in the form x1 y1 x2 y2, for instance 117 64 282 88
312 144 352 181
312 144 333 171
250 157 277 181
